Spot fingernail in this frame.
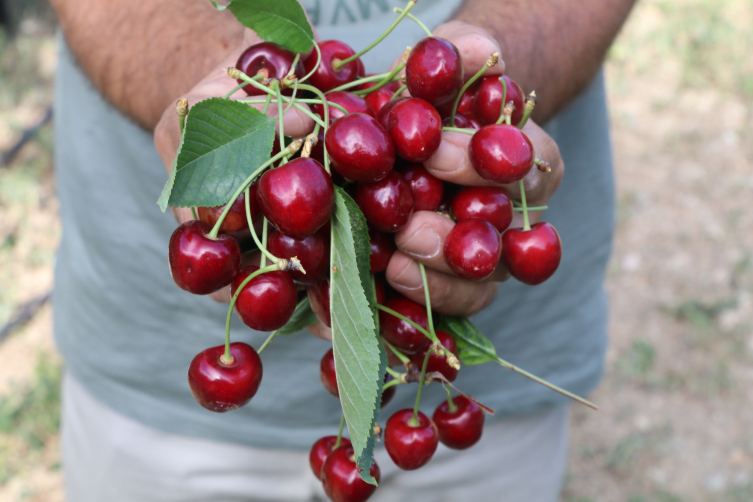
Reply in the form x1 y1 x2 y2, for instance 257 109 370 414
392 258 423 290
398 224 441 260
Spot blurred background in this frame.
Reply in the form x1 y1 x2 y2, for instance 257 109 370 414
0 0 751 500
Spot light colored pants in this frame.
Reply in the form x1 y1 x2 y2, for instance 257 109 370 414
62 373 570 502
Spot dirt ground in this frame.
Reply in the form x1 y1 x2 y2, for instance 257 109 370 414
0 0 751 501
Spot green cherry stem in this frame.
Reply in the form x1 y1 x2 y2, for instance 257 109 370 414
352 62 406 97
262 93 273 114
444 384 457 413
275 83 286 161
245 186 278 265
442 127 475 135
391 85 407 100
256 330 278 355
297 83 332 174
518 91 537 130
513 205 547 212
383 378 405 390
334 412 346 448
450 53 498 127
495 76 508 125
281 79 300 116
327 72 391 94
382 337 411 365
191 207 198 220
260 218 269 268
518 180 531 231
418 263 436 338
223 73 265 99
377 304 438 344
239 98 349 117
385 366 403 378
408 348 432 426
298 43 322 85
394 7 432 37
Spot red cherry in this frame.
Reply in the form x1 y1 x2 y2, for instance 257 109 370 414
410 330 459 382
369 229 396 274
309 436 352 478
231 266 298 331
375 97 407 130
321 445 380 502
320 347 339 397
168 220 241 295
257 157 334 239
187 342 262 412
443 219 502 281
384 409 438 470
387 98 442 162
302 40 365 93
236 42 305 97
473 75 525 126
469 124 534 184
432 395 485 449
267 229 329 284
379 296 430 354
405 37 464 107
374 276 386 305
451 186 513 232
501 222 562 285
311 91 374 123
364 88 395 115
401 164 444 212
325 113 395 183
436 85 477 118
197 185 260 234
355 171 415 233
437 182 462 214
308 280 331 327
441 113 480 130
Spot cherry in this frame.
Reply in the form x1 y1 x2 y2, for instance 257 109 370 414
469 124 535 184
231 266 298 331
375 97 407 131
501 222 562 285
443 218 502 281
401 164 444 212
441 113 480 130
384 409 438 470
309 436 352 478
410 330 459 382
257 157 334 239
405 37 464 108
321 445 380 502
302 40 365 93
387 98 442 163
380 373 396 408
436 84 477 118
437 182 462 215
308 280 331 327
379 296 430 354
320 347 339 397
236 42 305 97
168 220 241 295
374 275 386 305
364 88 395 115
355 171 414 233
473 75 525 126
267 229 328 284
451 186 513 232
369 229 396 274
432 395 485 450
311 91 374 123
187 342 262 412
197 185 260 234
325 113 395 183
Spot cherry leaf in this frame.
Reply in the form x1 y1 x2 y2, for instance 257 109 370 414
437 315 498 366
276 297 318 336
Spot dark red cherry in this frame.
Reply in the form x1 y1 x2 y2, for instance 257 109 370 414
375 97 407 130
197 185 260 234
168 220 241 295
451 186 513 232
236 42 305 97
369 229 396 274
321 445 380 502
474 75 525 126
326 113 395 183
401 164 444 212
441 113 480 130
384 409 438 470
432 395 485 449
387 98 442 162
379 296 430 354
436 85 477 118
231 266 298 331
311 91 374 123
374 275 386 305
364 88 395 115
309 436 352 478
437 182 462 214
410 330 459 382
405 37 464 108
320 347 339 397
302 40 365 93
187 342 262 412
257 157 334 239
308 280 331 327
380 373 396 408
443 219 502 281
501 222 562 285
355 171 414 233
469 124 535 184
267 229 328 284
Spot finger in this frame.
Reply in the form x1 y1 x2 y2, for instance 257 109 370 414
307 322 332 341
432 21 505 77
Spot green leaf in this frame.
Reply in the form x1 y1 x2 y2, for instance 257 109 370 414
167 98 275 208
330 187 383 485
438 315 498 366
157 158 178 212
215 0 314 54
276 297 318 336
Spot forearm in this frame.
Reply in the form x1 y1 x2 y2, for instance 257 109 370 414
50 0 244 130
453 0 636 121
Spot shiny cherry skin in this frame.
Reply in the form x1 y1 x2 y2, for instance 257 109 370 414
401 164 444 211
267 229 328 284
311 91 374 123
405 37 464 108
501 222 562 285
436 85 477 118
187 342 263 412
320 347 339 397
469 124 535 184
451 186 513 232
257 157 334 239
442 113 480 130
326 113 395 183
231 266 298 331
197 185 260 234
375 97 407 130
303 40 365 93
321 445 380 502
355 171 415 233
410 330 459 382
236 42 305 97
309 436 352 478
364 88 395 115
384 409 438 470
379 296 430 354
473 75 525 126
168 220 241 295
368 229 396 273
443 218 502 281
387 98 442 163
432 395 485 449
308 280 331 327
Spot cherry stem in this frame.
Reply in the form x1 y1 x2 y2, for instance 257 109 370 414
383 378 403 390
327 72 391 94
281 79 300 116
297 83 332 174
495 77 508 125
408 348 432 427
262 93 272 114
334 412 345 448
222 73 264 100
298 43 322 85
444 384 457 413
286 53 301 79
450 53 498 127
333 0 417 70
256 330 278 355
377 304 438 344
240 98 348 117
418 263 436 339
391 85 407 100
352 63 406 97
245 186 278 265
191 207 198 220
275 83 286 163
519 179 531 231
382 337 411 365
513 205 547 212
385 367 402 378
394 7 432 37
260 218 269 268
442 127 475 135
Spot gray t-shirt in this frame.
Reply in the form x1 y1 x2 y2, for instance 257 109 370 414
54 0 614 449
